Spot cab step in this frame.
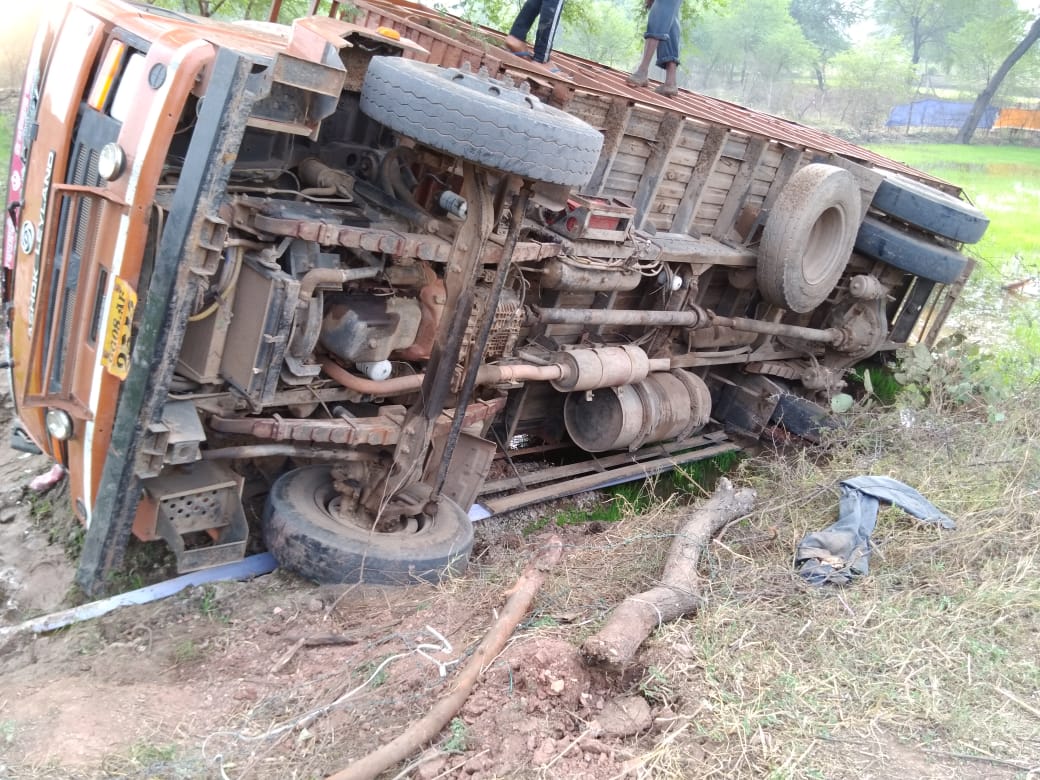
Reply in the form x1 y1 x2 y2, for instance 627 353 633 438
143 462 249 573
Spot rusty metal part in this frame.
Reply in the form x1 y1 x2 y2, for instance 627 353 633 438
397 274 446 361
563 370 712 453
320 356 566 397
801 365 844 391
430 185 532 495
320 294 422 363
200 444 374 460
362 163 496 518
710 314 845 346
298 267 382 305
352 178 441 233
540 258 642 291
687 326 758 349
551 345 660 392
208 395 505 446
253 209 453 261
479 433 739 514
848 274 888 300
299 157 356 200
532 306 710 328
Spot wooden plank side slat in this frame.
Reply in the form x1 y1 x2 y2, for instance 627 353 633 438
632 113 684 228
670 124 728 234
760 146 805 213
585 96 631 196
712 136 771 240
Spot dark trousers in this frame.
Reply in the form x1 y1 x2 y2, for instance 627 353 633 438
509 0 564 63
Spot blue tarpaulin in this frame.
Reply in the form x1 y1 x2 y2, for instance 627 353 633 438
886 99 999 130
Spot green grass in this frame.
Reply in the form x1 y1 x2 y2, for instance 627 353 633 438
0 117 11 197
866 144 1040 279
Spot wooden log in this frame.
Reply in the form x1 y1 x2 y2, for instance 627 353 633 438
326 536 565 780
582 478 755 667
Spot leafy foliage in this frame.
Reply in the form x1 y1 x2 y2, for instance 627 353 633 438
874 0 976 64
687 0 818 105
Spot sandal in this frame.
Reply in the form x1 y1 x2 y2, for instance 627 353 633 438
625 74 649 87
655 84 679 96
511 50 534 59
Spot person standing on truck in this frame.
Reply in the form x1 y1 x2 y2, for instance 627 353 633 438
504 0 564 66
626 0 681 96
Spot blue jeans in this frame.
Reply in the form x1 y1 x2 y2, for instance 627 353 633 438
509 0 564 63
644 0 681 67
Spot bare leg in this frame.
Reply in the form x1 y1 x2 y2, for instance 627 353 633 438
627 38 659 85
663 61 677 88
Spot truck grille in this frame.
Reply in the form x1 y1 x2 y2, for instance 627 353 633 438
47 141 102 393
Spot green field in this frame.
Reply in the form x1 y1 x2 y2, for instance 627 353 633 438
868 143 1040 280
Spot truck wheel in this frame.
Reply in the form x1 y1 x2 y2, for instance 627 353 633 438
360 56 603 187
854 217 970 285
758 164 861 313
871 172 989 244
263 466 473 585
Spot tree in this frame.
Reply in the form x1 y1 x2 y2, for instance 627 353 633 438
874 0 974 64
688 0 817 104
790 0 862 89
150 0 311 20
956 15 1040 143
554 0 643 70
829 37 915 129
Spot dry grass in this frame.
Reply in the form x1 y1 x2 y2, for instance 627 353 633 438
616 386 1040 778
227 386 1040 778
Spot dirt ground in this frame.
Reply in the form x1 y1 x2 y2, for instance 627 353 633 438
0 367 1037 779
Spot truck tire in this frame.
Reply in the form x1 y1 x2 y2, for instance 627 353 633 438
758 163 862 313
263 466 473 585
360 56 603 187
854 217 970 285
871 172 989 244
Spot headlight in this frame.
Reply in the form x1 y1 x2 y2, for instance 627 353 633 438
98 143 126 181
45 409 74 440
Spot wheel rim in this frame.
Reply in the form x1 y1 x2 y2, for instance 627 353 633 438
802 205 847 286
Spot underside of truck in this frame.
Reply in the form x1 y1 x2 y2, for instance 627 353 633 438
3 0 988 593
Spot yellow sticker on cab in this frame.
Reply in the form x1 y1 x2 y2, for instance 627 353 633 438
101 276 136 380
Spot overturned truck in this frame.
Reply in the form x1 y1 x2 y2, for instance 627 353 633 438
3 0 988 593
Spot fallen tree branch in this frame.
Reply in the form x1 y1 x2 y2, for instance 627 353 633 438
326 535 564 780
582 478 755 667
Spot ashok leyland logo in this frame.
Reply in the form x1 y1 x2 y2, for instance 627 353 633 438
19 220 35 255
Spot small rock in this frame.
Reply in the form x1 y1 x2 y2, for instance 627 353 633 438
0 510 15 524
415 752 448 780
306 598 323 613
531 738 557 766
592 696 652 738
549 679 566 695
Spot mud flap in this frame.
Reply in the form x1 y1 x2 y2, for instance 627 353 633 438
426 431 496 514
770 394 838 443
713 374 784 439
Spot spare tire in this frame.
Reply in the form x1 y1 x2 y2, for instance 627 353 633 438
871 171 989 244
360 56 604 188
854 217 970 284
263 466 473 585
758 163 862 313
